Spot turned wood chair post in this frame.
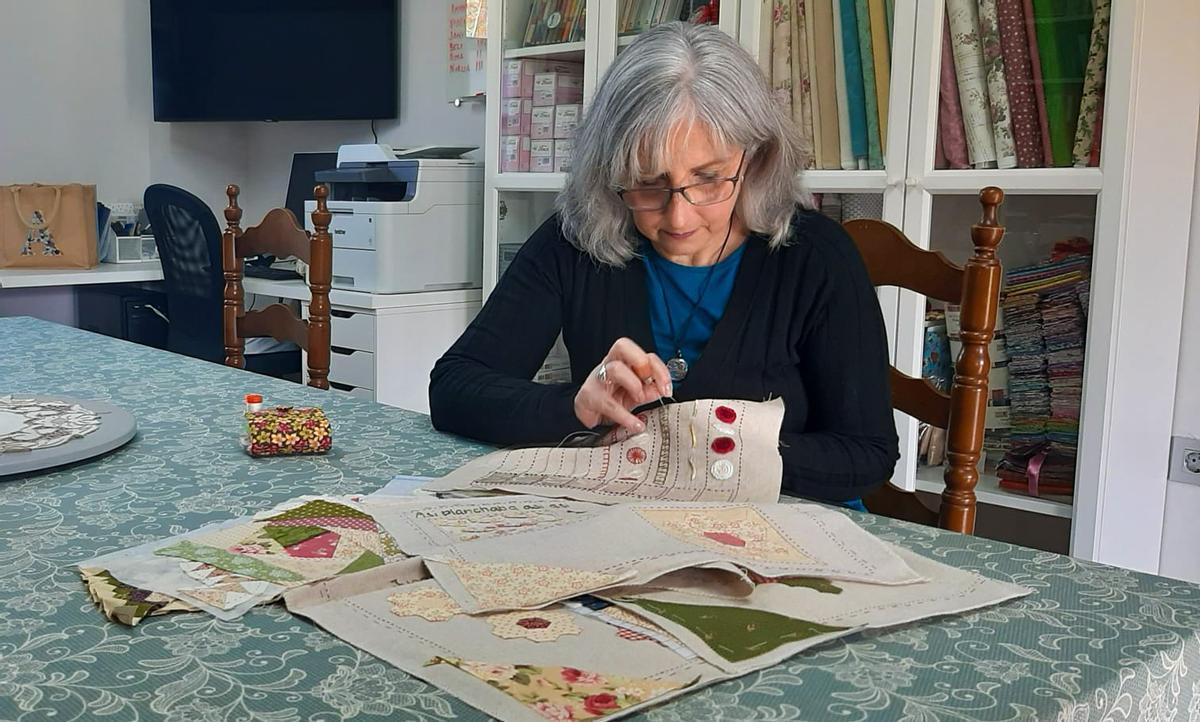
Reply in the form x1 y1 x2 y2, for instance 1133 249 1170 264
939 187 1005 533
307 184 332 390
222 184 246 370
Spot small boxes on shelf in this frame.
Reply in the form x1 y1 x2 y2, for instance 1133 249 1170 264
502 59 582 99
500 99 533 136
501 136 531 173
554 104 581 138
530 140 556 173
533 72 583 106
531 106 555 140
554 139 574 172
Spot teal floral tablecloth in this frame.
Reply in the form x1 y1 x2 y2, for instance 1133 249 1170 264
1 316 1198 722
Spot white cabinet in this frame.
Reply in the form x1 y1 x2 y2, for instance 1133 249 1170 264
480 0 1199 569
267 283 482 415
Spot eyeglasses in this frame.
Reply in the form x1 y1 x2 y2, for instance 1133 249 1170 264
617 153 746 212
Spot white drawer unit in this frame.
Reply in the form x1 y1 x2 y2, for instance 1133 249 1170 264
302 288 483 413
329 308 375 352
328 348 375 389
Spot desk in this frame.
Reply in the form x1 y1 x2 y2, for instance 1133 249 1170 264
2 316 1198 721
0 261 164 289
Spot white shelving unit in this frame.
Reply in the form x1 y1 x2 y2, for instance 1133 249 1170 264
481 0 1199 569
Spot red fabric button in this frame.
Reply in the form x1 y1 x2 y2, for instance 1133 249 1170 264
711 437 735 454
714 406 737 424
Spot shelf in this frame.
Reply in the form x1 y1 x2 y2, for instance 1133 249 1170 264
915 464 1074 518
503 42 585 60
920 168 1103 194
492 172 567 192
803 170 888 193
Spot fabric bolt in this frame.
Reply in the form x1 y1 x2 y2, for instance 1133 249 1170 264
836 0 869 165
978 0 1018 168
1072 0 1109 166
946 0 998 166
938 15 971 169
792 0 816 167
854 0 883 168
803 0 824 169
996 0 1045 167
867 0 890 152
831 0 856 168
811 0 842 169
1030 0 1094 167
1023 0 1055 166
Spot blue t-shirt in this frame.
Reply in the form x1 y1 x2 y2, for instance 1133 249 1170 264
641 240 745 371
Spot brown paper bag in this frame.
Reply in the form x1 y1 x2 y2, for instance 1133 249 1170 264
0 183 99 268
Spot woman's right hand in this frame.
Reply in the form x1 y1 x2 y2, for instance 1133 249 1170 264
574 337 673 433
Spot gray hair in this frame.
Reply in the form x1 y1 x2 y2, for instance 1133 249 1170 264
558 21 811 267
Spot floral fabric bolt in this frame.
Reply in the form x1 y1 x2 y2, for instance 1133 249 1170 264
245 406 332 457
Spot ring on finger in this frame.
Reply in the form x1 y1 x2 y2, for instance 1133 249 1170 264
596 362 610 384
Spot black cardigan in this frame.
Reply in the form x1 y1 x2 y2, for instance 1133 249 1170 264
429 208 899 502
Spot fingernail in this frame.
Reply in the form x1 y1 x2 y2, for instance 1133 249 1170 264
635 421 646 433
666 383 674 397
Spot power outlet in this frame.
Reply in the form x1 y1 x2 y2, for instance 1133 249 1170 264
1169 436 1200 485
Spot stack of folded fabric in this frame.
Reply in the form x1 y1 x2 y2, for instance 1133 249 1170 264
997 241 1092 496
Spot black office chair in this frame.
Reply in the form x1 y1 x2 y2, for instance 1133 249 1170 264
143 184 299 379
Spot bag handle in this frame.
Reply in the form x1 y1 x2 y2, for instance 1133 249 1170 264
10 184 63 230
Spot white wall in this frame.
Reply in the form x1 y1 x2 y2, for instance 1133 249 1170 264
1159 118 1200 583
0 0 484 225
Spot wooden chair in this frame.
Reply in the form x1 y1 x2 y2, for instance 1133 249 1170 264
221 183 333 390
845 187 1005 534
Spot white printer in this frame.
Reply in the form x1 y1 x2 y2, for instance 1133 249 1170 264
304 144 483 294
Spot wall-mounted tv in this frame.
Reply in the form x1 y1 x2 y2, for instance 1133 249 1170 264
150 0 398 122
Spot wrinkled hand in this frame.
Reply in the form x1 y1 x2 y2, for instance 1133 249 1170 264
574 337 673 433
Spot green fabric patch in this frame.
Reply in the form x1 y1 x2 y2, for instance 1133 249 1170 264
155 540 304 583
261 524 327 548
628 598 848 663
779 577 843 594
337 550 384 575
268 499 372 523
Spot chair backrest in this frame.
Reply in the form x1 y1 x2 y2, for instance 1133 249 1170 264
843 187 1005 534
143 184 225 363
220 183 333 390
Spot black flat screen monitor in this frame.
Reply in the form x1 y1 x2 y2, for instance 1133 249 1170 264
150 0 398 122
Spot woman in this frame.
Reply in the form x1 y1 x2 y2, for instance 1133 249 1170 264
430 22 898 504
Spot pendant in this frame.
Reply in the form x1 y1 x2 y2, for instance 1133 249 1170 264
666 354 689 382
